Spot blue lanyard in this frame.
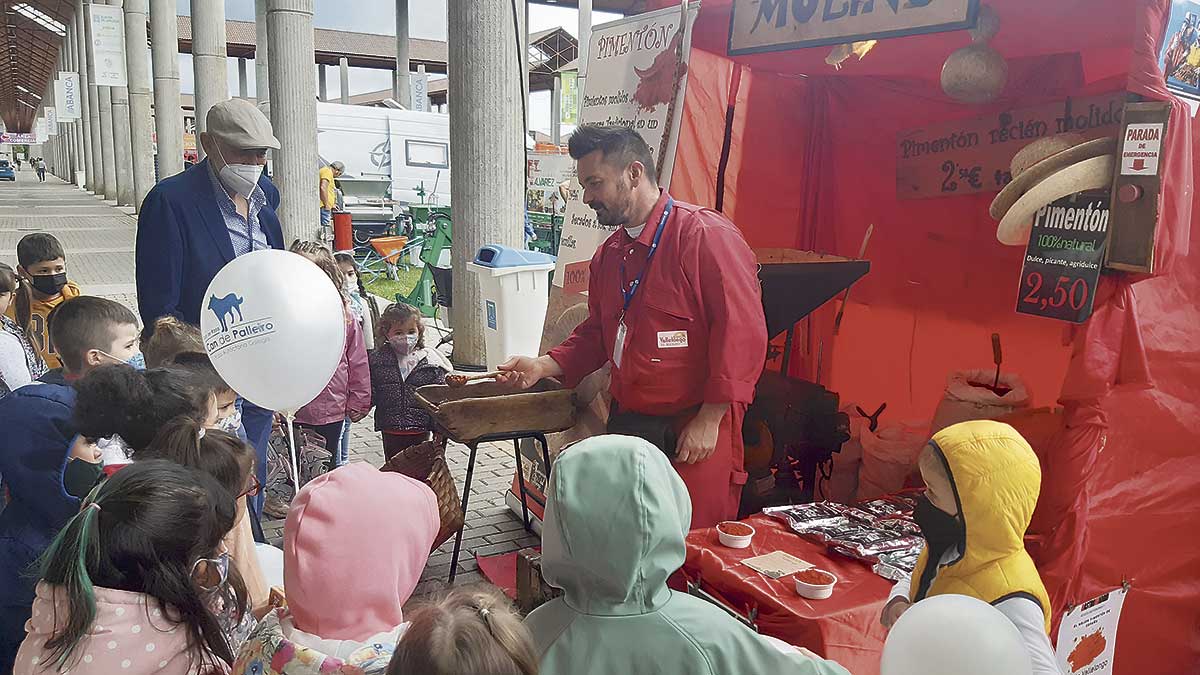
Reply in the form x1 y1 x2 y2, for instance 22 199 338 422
621 197 674 312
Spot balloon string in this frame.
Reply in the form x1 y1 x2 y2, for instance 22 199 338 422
285 412 300 496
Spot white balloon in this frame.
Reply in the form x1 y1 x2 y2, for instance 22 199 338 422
881 594 1032 675
200 249 346 413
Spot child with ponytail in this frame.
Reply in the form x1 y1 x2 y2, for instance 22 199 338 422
388 586 539 675
144 417 265 649
14 460 246 674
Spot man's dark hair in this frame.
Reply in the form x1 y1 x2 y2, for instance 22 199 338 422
17 232 66 268
49 296 139 372
568 125 657 183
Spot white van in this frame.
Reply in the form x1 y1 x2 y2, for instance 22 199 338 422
315 101 450 206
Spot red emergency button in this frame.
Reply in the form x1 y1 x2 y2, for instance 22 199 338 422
1118 184 1143 203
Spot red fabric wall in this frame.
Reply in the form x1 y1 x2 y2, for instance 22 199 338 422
667 0 1200 670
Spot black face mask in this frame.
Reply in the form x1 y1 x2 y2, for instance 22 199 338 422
29 272 68 297
913 494 962 553
63 458 104 499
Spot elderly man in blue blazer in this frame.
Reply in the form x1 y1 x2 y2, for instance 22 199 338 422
135 98 283 530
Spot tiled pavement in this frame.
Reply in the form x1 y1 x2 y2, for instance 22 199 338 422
1 170 532 592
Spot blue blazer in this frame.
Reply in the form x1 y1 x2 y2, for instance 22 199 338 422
135 159 284 337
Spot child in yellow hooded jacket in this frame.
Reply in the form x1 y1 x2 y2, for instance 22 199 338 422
879 420 1061 675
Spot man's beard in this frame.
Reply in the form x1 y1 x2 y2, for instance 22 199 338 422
591 182 632 227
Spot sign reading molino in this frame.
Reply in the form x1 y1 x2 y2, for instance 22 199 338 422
729 0 979 55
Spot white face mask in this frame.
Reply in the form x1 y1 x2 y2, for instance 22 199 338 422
215 408 242 435
389 333 419 355
214 143 261 198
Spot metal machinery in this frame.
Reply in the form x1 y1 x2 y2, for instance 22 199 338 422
739 249 871 515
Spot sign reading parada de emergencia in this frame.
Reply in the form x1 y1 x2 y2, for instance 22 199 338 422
729 0 978 55
896 91 1125 200
553 2 699 295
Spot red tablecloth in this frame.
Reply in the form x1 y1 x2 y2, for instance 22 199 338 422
673 514 892 675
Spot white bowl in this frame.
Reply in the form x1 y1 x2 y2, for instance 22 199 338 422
794 569 838 600
716 521 755 549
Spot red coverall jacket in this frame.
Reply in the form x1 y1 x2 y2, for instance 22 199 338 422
548 191 767 528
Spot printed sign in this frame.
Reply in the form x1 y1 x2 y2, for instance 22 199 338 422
553 3 698 294
1159 1 1200 100
560 70 579 126
88 3 128 87
1056 586 1127 675
409 70 429 112
527 153 574 218
44 107 57 135
729 0 978 55
34 118 47 144
1 132 37 144
486 300 498 330
1015 191 1109 324
55 73 81 121
897 92 1124 200
1119 123 1163 175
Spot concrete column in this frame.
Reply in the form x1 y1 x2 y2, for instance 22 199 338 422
551 72 561 145
150 0 184 179
109 0 134 206
318 63 328 101
255 0 269 111
447 0 525 367
98 85 117 200
238 57 249 98
579 0 592 89
267 0 319 245
394 0 409 108
68 19 86 187
192 0 229 159
79 0 101 192
339 56 349 104
124 0 155 208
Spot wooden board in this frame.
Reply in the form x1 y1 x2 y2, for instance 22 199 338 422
729 0 978 55
896 92 1125 200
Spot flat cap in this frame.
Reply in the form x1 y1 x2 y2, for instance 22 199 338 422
205 99 280 150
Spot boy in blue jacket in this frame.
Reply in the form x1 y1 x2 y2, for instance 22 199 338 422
0 296 142 672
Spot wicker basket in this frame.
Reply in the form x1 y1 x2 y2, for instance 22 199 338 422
416 379 578 444
381 439 464 551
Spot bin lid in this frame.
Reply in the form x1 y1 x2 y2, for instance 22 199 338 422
473 244 556 268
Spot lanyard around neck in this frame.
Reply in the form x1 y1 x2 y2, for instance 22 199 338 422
621 197 674 312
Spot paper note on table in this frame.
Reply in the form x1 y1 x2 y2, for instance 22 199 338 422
741 551 814 579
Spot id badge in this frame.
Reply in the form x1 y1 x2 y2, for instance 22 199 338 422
613 319 628 368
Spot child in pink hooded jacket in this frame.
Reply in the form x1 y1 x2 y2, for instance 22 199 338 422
14 461 246 675
231 463 439 674
290 242 371 470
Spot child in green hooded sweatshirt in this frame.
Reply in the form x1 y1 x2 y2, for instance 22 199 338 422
523 434 851 675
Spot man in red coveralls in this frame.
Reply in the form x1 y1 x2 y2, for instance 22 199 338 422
499 125 767 528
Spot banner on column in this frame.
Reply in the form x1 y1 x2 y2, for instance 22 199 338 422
409 70 430 112
35 118 48 144
88 3 128 87
560 70 579 126
56 72 81 120
45 107 58 134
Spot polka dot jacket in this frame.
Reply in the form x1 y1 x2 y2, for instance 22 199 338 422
14 582 230 674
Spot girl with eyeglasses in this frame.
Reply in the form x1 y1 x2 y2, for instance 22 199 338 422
13 460 246 674
143 417 265 652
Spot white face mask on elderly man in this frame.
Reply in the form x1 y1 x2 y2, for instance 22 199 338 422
213 142 262 198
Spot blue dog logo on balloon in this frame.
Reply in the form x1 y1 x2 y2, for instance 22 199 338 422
208 293 245 331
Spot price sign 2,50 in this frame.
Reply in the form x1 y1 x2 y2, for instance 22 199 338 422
1014 190 1109 324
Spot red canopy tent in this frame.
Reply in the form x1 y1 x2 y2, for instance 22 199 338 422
646 0 1200 671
